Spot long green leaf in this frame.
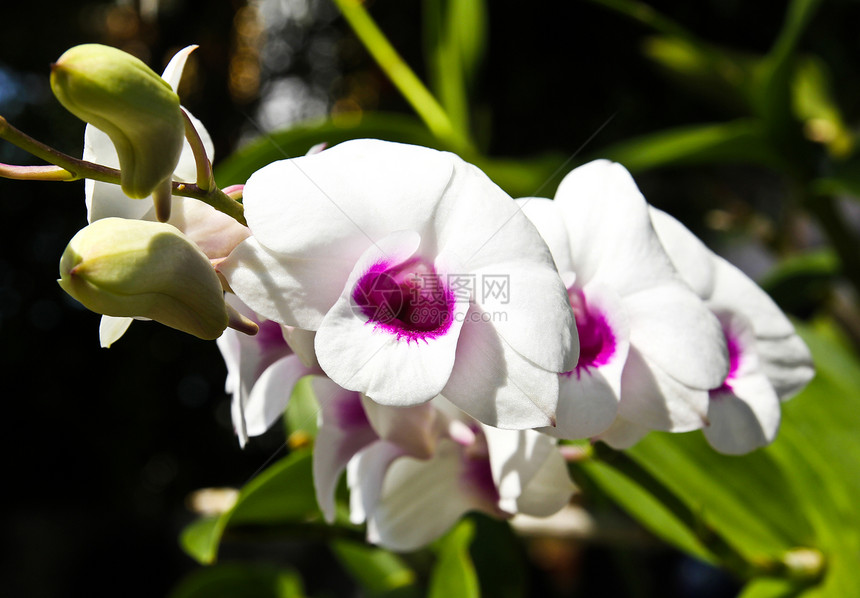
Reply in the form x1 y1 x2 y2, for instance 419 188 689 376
169 563 305 598
596 120 783 173
214 113 448 188
331 540 419 597
585 319 860 593
179 449 321 564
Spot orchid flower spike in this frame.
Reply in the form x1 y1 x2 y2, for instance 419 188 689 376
220 139 579 429
86 46 250 348
312 383 575 551
518 160 730 441
630 208 813 454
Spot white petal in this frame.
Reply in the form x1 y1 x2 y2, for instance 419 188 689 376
595 416 650 449
243 355 310 436
516 197 575 276
347 440 405 525
167 196 249 260
315 231 467 406
708 258 796 339
618 346 710 432
548 371 621 440
545 281 629 439
756 334 815 400
626 283 729 390
220 237 354 329
649 208 717 299
160 45 198 91
432 166 577 372
84 125 153 223
283 326 319 370
483 426 574 516
242 139 454 259
473 260 578 373
217 294 298 443
705 371 781 455
554 160 679 294
360 396 444 459
365 439 486 551
442 310 559 429
99 315 133 348
313 379 378 522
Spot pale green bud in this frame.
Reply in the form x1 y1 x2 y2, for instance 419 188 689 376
59 218 229 340
50 44 185 199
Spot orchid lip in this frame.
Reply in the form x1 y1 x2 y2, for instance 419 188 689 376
562 286 616 378
352 257 455 342
710 328 742 397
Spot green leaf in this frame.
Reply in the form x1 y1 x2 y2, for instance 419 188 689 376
169 563 305 598
628 432 815 561
738 577 802 598
642 35 758 114
596 120 783 173
180 517 223 566
331 540 419 597
467 515 527 598
429 519 480 598
214 109 569 200
576 457 714 562
284 376 320 444
584 319 860 594
179 449 321 564
214 113 450 188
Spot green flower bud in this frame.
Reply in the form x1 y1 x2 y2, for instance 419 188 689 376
59 218 229 340
50 44 185 199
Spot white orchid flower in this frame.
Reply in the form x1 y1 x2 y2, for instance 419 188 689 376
83 46 250 347
632 209 813 454
219 139 578 429
311 380 574 551
518 160 729 440
217 294 320 447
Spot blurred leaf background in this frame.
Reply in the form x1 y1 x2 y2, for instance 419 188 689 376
2 0 860 596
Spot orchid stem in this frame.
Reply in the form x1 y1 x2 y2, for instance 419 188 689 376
0 114 246 226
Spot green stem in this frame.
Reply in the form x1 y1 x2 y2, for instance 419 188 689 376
0 163 75 181
332 0 473 153
0 115 246 226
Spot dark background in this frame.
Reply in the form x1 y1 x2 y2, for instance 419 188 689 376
1 1 857 596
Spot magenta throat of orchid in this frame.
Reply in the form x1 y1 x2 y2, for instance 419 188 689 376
352 257 455 340
710 327 742 397
566 286 616 377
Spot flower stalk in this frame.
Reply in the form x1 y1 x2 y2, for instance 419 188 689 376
0 113 247 226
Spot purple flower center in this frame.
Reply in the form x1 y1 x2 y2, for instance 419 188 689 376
565 286 616 377
352 257 454 340
710 328 741 397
